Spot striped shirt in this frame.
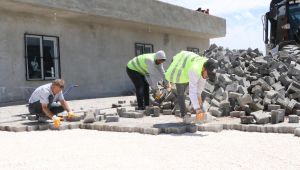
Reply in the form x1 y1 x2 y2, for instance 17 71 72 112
29 83 64 104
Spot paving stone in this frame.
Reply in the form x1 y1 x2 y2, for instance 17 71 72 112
161 102 173 110
211 99 220 107
50 123 69 131
66 116 81 122
120 111 144 118
105 115 119 123
230 111 245 118
28 115 37 121
38 124 50 131
27 125 39 131
209 107 222 117
288 115 299 123
117 107 126 116
271 109 285 124
272 82 285 91
68 123 81 129
240 116 255 124
238 94 253 106
228 92 243 99
186 124 197 133
10 126 27 132
162 109 173 115
95 115 105 121
83 111 96 123
296 110 300 116
204 82 215 93
287 99 298 110
294 128 300 137
268 104 281 111
118 100 126 104
250 111 271 124
198 124 223 133
247 125 258 132
152 106 160 117
225 83 239 92
142 128 161 135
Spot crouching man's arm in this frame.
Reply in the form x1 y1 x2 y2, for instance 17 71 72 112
60 100 72 113
41 104 54 119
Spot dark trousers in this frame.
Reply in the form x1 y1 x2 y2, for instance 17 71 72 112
176 83 188 117
28 101 64 118
126 67 149 109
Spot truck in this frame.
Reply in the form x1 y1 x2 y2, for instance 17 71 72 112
263 0 300 56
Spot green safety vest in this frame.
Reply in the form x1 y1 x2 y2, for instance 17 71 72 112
165 51 207 83
127 53 155 75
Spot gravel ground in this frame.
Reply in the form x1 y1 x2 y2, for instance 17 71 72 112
0 130 299 170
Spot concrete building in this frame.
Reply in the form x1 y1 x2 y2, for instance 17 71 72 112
0 0 226 106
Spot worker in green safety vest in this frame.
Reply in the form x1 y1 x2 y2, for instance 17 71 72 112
127 51 170 110
165 51 217 122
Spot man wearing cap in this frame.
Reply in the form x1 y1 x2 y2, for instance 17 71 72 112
28 79 74 124
165 51 217 122
127 50 169 110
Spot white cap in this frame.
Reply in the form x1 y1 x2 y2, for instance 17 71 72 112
154 50 166 60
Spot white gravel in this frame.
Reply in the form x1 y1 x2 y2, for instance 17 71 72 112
0 130 299 170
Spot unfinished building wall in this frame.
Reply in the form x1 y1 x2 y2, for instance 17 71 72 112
0 9 209 105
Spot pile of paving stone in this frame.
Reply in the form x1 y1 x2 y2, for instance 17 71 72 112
201 44 300 124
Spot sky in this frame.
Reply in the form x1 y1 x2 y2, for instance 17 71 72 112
159 0 270 52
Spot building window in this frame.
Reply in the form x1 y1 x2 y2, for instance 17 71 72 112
25 34 61 80
135 43 154 56
187 47 200 54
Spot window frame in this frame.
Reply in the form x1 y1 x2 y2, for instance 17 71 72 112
24 33 61 81
135 43 154 56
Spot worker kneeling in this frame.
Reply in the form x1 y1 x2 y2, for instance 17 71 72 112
165 51 217 123
28 79 74 128
126 51 170 110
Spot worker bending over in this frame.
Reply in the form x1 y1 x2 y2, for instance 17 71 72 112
127 51 170 110
165 51 217 121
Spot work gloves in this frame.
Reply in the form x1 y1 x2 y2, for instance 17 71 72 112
52 115 61 128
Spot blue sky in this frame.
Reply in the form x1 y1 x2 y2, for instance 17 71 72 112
159 0 270 52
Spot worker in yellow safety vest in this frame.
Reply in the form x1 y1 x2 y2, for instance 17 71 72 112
165 51 217 122
127 51 170 110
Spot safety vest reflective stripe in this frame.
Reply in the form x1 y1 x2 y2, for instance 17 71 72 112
127 54 154 75
169 51 190 83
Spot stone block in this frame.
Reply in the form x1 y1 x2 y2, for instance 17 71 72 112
209 107 222 117
105 115 119 123
186 124 198 133
120 111 144 118
211 99 220 107
228 92 243 99
162 109 173 115
11 126 27 132
296 110 300 116
83 111 96 123
268 104 281 111
38 124 50 131
27 125 39 131
271 109 285 124
50 123 69 131
238 94 253 106
28 115 37 121
95 115 105 121
161 102 173 110
240 116 255 124
68 123 81 129
117 107 126 116
198 124 223 133
153 106 160 117
225 83 238 92
272 82 285 91
142 128 160 135
118 100 126 104
230 111 245 118
288 115 299 123
250 111 271 124
294 128 300 137
287 99 298 110
204 82 215 93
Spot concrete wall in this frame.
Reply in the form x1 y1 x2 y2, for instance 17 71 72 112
0 8 209 105
7 0 226 38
